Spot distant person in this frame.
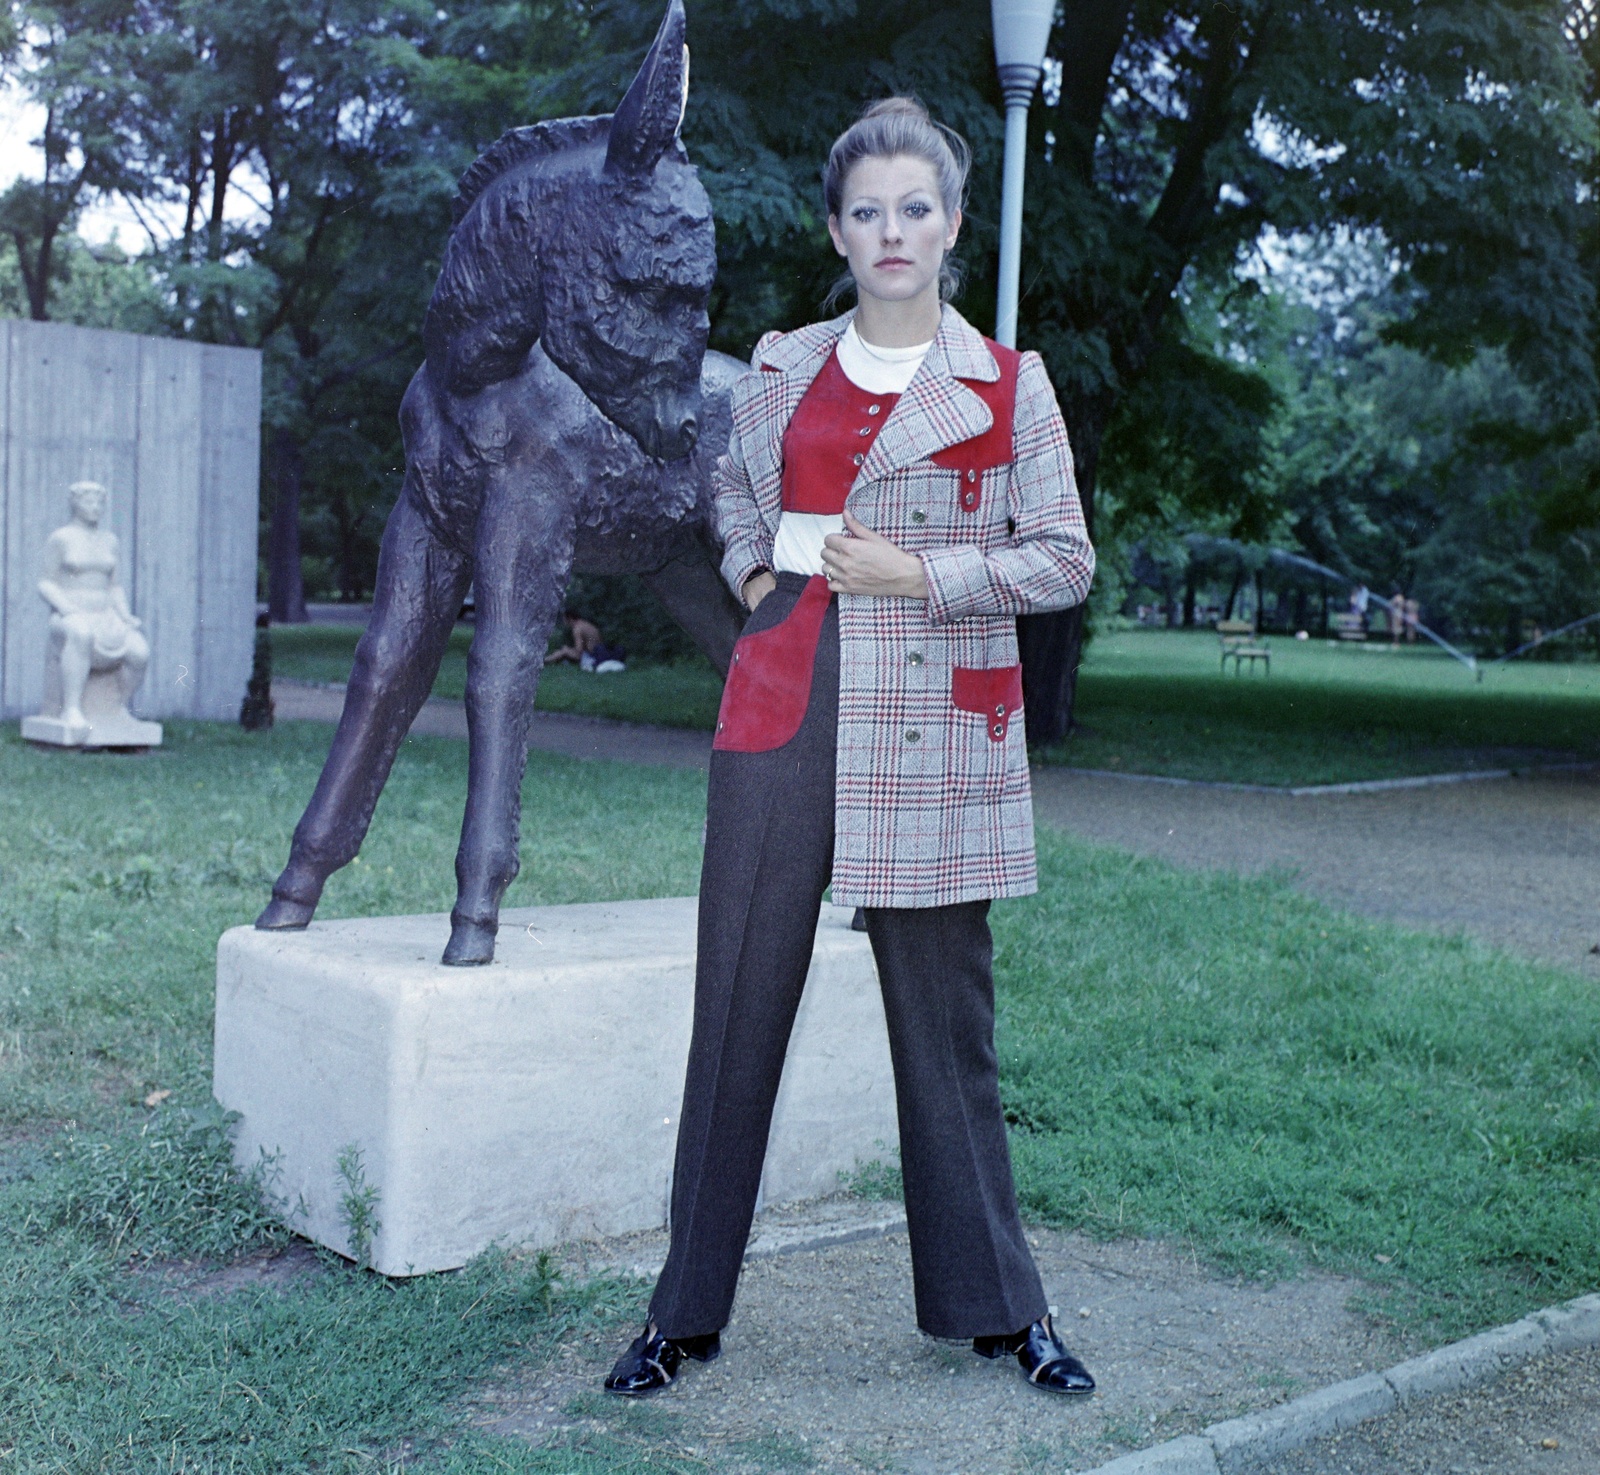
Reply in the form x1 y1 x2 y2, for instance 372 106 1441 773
1405 597 1420 643
545 610 601 666
1390 590 1405 646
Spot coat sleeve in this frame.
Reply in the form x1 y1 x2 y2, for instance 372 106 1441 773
714 336 784 598
919 350 1095 626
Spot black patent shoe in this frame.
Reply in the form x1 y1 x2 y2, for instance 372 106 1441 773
974 1314 1095 1395
603 1322 721 1396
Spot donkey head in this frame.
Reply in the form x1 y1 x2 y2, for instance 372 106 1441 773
540 0 715 461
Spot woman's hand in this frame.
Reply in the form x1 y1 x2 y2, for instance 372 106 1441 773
822 512 928 598
743 570 777 611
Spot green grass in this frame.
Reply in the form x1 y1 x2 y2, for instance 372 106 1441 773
270 623 725 730
1056 628 1600 785
1 720 1597 1466
1000 832 1600 1336
272 621 1600 786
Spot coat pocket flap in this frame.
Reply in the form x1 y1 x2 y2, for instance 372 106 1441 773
952 664 1023 717
952 664 1023 742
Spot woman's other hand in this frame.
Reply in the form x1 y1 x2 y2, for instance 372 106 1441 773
822 511 928 598
743 570 777 611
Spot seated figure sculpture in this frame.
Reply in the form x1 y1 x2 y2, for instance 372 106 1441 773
21 480 162 749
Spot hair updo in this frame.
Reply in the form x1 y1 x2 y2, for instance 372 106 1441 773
821 97 972 309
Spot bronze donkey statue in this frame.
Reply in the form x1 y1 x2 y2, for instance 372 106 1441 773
256 0 746 964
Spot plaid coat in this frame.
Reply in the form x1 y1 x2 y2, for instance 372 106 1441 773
714 306 1095 908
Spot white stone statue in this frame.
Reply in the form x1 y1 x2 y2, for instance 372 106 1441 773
21 480 162 748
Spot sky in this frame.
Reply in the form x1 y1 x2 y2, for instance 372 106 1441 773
0 77 262 249
0 80 141 245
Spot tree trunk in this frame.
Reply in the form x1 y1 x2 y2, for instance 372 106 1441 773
1182 565 1197 627
1020 603 1087 747
1019 394 1107 745
1223 565 1244 620
268 429 308 623
335 490 365 603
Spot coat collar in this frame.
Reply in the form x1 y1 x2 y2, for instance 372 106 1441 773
753 306 1000 491
754 304 1000 384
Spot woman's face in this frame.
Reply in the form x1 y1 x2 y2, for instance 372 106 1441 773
828 154 960 309
70 484 106 526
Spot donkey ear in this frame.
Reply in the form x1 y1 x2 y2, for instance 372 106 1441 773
604 0 690 179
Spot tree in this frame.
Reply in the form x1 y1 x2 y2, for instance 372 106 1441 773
0 0 154 319
549 0 1594 734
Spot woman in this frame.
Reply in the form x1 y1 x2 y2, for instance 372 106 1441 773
606 98 1096 1398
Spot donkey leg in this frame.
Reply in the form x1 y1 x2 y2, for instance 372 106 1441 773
257 493 472 929
640 537 746 677
441 499 572 965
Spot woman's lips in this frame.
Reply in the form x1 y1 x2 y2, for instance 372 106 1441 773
875 257 912 268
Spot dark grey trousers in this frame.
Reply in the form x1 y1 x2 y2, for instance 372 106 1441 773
649 574 1047 1341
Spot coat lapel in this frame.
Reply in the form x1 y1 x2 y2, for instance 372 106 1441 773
746 314 851 509
856 307 998 487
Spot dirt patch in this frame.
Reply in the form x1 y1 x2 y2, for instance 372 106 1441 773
139 1240 328 1302
475 1199 1411 1474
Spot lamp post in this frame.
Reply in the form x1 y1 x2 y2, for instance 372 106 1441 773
991 0 1055 348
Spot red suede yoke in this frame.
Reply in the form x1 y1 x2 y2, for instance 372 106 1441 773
713 577 833 753
781 353 899 515
931 338 1022 514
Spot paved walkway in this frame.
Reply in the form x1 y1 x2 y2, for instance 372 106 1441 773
272 679 714 768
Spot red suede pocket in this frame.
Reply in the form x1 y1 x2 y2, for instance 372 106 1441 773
952 664 1023 743
713 577 832 753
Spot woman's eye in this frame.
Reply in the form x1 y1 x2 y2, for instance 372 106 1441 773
905 203 931 219
851 207 878 222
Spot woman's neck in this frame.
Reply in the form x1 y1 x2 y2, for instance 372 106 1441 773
852 287 942 349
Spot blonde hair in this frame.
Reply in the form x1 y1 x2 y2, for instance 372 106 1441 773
822 97 971 309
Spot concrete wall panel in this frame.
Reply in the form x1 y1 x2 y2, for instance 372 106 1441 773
0 319 261 722
195 344 262 720
135 334 203 717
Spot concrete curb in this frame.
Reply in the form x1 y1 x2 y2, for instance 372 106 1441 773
1073 1291 1600 1474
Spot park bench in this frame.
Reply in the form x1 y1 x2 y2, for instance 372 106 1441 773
1217 618 1270 675
1331 611 1368 641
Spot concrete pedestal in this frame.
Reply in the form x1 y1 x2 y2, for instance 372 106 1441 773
214 898 897 1277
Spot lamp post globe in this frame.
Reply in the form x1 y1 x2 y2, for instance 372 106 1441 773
991 0 1054 347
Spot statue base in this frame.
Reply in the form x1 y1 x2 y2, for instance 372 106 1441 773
214 897 897 1276
22 710 163 748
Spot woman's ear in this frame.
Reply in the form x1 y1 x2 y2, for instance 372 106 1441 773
945 206 963 251
827 214 848 257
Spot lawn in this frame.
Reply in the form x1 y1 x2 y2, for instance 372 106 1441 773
1 720 1597 1469
270 621 1600 786
1056 628 1600 785
270 622 726 731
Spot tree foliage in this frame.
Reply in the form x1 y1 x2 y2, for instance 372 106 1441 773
0 0 1595 681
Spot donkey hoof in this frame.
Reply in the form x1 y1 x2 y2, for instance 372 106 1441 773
442 913 497 966
256 894 317 930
